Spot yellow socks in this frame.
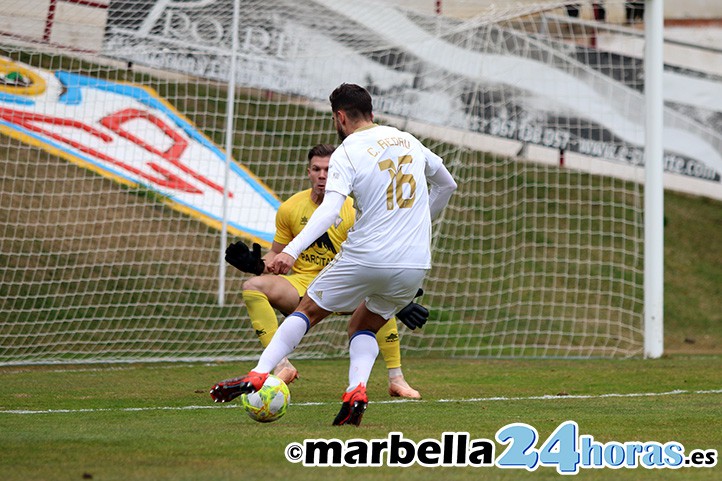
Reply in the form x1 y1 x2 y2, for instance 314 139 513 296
376 317 401 370
242 290 278 348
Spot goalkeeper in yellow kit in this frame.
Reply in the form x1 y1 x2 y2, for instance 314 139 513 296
225 144 426 398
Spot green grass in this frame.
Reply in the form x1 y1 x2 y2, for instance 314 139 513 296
1 357 720 480
663 194 722 353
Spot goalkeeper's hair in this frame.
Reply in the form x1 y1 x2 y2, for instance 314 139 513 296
307 143 336 163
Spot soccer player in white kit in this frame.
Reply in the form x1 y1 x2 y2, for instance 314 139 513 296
210 83 457 426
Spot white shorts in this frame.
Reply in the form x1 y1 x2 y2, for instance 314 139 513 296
305 255 428 320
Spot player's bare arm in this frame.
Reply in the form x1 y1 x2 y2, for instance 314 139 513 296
260 241 285 273
267 252 295 275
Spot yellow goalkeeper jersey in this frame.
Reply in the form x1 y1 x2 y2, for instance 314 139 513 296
274 189 355 276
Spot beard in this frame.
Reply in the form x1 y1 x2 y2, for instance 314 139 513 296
335 118 347 141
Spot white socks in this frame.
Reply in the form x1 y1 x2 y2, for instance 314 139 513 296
252 318 381 393
347 330 379 390
253 312 309 373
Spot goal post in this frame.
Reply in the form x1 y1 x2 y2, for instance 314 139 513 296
643 0 664 359
3 0 713 364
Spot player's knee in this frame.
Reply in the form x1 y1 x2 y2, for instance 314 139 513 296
296 296 331 327
242 276 264 293
348 324 379 338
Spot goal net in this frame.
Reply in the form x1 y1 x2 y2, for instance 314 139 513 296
3 0 714 364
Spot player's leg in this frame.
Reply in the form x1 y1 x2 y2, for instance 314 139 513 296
334 267 427 426
241 274 304 384
210 296 331 403
242 275 292 347
332 302 386 426
375 319 421 399
253 295 331 373
269 272 323 383
211 256 366 404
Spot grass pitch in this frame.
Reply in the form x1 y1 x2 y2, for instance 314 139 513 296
1 357 720 481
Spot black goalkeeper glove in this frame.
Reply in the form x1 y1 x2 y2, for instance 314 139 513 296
396 288 430 330
225 241 265 275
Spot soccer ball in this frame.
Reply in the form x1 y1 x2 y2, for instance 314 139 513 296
240 374 290 423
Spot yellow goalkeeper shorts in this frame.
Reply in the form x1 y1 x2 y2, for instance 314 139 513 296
282 272 318 298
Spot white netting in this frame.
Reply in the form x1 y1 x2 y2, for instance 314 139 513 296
2 0 718 363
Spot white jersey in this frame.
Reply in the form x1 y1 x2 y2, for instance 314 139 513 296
325 124 445 269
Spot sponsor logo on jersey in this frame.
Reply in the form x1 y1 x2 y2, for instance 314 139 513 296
311 232 337 255
298 232 338 268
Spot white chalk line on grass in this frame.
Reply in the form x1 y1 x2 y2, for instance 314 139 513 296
2 389 720 415
0 364 218 375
